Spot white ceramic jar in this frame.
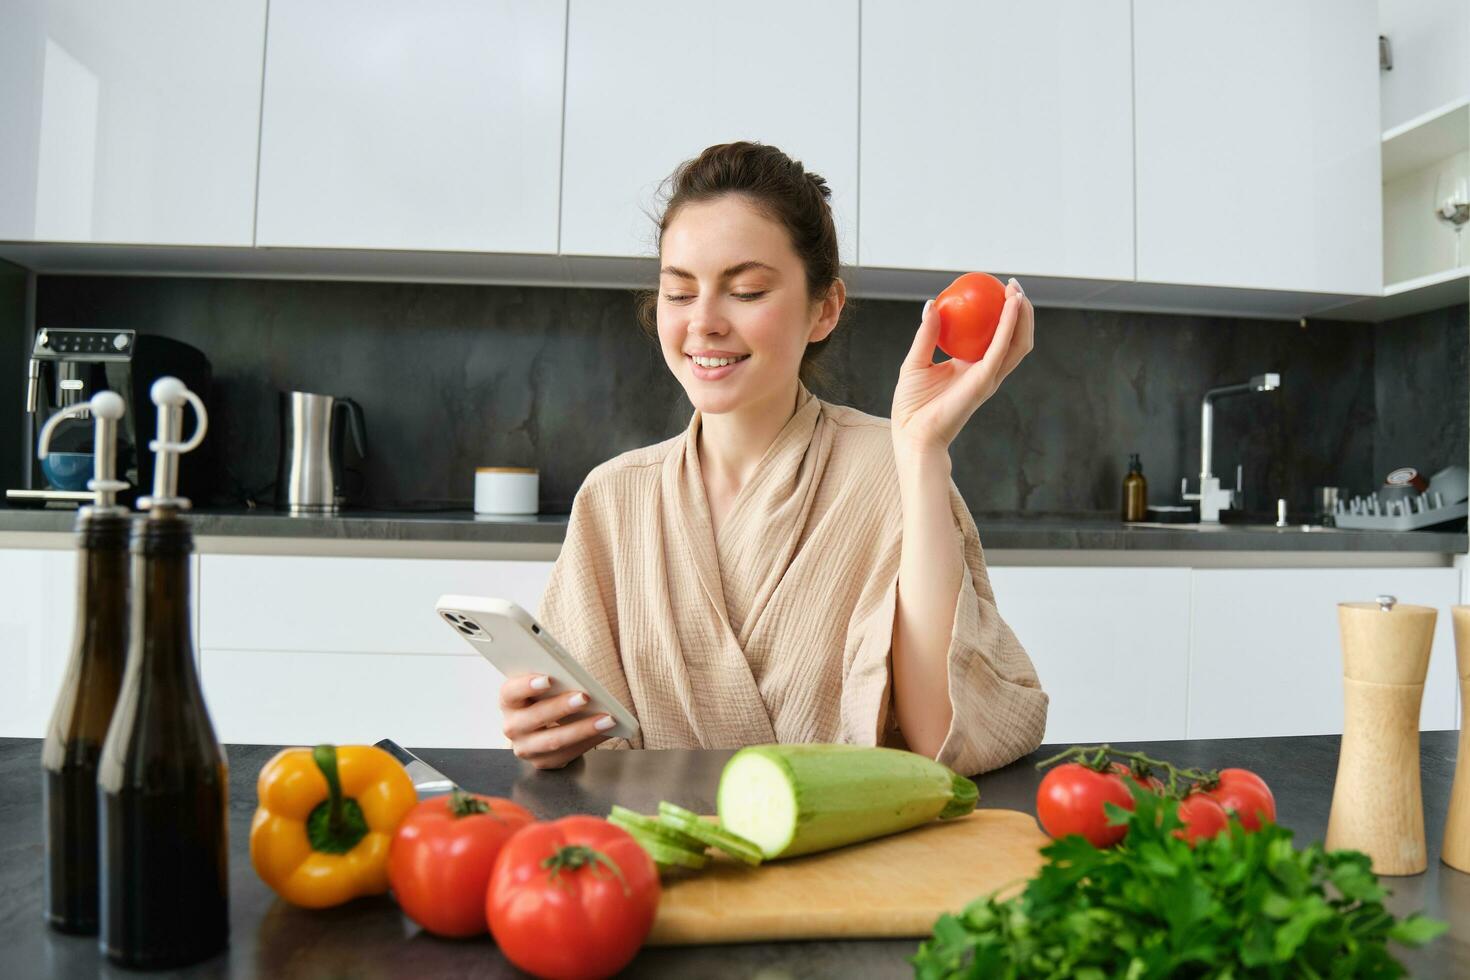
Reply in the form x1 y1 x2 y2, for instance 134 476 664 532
474 467 539 515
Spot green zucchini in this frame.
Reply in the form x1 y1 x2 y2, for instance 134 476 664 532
606 805 706 853
656 802 764 866
621 826 709 871
715 744 979 860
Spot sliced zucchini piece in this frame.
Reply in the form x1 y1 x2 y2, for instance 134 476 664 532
656 801 764 866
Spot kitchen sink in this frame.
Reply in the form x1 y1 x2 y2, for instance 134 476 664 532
1127 521 1337 532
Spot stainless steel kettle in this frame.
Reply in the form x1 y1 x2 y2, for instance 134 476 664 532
276 390 367 514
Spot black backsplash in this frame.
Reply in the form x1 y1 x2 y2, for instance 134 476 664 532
21 275 1468 520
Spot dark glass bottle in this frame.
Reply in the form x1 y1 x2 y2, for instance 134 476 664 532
1122 453 1148 522
42 511 130 934
98 505 228 968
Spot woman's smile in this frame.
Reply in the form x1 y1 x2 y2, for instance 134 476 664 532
687 349 751 380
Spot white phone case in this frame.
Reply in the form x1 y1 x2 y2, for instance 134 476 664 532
434 595 640 742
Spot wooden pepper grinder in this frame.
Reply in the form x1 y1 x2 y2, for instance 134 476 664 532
1325 595 1437 875
1443 605 1470 872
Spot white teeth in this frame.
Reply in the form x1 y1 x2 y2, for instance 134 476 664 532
692 355 747 369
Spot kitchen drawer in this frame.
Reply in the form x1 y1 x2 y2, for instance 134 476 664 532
1187 567 1461 739
986 566 1192 743
201 648 506 749
199 554 554 655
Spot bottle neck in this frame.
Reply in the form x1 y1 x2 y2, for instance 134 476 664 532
76 514 131 674
129 509 195 675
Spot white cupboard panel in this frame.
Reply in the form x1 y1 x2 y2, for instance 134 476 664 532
0 0 266 245
1134 0 1382 295
986 566 1192 743
1378 0 1470 132
1187 568 1461 739
199 554 554 654
202 648 506 748
0 548 199 738
256 0 565 253
559 0 858 263
859 0 1134 280
0 549 72 737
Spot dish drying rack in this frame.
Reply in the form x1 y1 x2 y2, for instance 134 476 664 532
1333 466 1468 531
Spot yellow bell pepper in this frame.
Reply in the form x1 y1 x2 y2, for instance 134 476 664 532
250 743 417 909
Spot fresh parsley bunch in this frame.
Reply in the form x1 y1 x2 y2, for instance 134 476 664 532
911 787 1445 979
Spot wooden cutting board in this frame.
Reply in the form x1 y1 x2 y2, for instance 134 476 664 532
647 808 1048 946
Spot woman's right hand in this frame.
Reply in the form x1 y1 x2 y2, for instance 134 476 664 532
499 674 616 770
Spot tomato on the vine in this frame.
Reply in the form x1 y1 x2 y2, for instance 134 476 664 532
935 272 1008 362
1109 761 1164 796
487 815 659 980
387 790 535 938
1175 793 1229 845
1036 762 1135 848
1204 768 1276 831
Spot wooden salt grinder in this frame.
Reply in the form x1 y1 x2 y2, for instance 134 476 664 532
1443 605 1470 872
1325 595 1437 875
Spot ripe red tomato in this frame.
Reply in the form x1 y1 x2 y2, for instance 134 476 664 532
935 272 1008 362
1175 793 1229 845
1109 761 1164 796
1204 768 1276 831
487 815 660 980
1036 763 1135 848
388 791 535 938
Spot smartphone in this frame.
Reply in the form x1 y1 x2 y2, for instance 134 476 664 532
434 595 640 742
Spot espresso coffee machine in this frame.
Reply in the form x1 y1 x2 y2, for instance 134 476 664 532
8 328 213 508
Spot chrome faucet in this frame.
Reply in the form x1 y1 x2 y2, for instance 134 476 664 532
1181 373 1280 522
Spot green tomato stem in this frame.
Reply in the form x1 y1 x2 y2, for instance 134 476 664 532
540 844 630 896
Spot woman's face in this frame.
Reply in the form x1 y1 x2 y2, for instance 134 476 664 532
657 195 839 417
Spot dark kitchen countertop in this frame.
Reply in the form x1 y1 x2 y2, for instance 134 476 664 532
0 733 1464 978
1 505 1464 553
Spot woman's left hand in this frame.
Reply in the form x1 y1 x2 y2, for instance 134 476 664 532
891 277 1033 461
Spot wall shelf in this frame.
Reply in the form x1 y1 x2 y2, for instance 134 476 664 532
1319 265 1469 322
1382 97 1470 182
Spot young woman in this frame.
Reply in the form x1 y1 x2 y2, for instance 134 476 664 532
499 142 1046 775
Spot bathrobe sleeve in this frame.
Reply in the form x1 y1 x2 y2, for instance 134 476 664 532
536 473 642 749
840 480 1048 777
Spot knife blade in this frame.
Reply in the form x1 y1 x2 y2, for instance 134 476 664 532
374 738 457 796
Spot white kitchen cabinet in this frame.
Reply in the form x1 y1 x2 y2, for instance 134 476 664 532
859 1 1134 281
255 0 565 253
1187 568 1461 739
0 547 201 739
1133 0 1382 296
559 0 858 263
0 549 74 737
1378 0 1470 133
986 567 1193 744
0 0 266 245
197 554 554 747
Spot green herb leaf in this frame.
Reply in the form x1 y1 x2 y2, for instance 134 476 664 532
911 764 1446 979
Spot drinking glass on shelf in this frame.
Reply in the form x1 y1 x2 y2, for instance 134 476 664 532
1434 169 1470 268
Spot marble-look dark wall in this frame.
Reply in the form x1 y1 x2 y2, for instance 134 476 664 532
1373 303 1469 489
0 262 26 491
27 276 1468 519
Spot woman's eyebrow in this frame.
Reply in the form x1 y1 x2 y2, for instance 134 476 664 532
659 261 780 280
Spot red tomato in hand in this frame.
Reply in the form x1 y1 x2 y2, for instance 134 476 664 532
388 790 535 938
935 272 1008 362
1175 793 1229 845
487 815 660 980
1204 768 1276 831
1036 763 1135 847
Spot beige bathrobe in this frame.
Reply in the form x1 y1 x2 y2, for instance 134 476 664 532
537 385 1048 776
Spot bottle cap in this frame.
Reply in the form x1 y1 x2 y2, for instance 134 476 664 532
38 390 130 514
136 376 208 511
